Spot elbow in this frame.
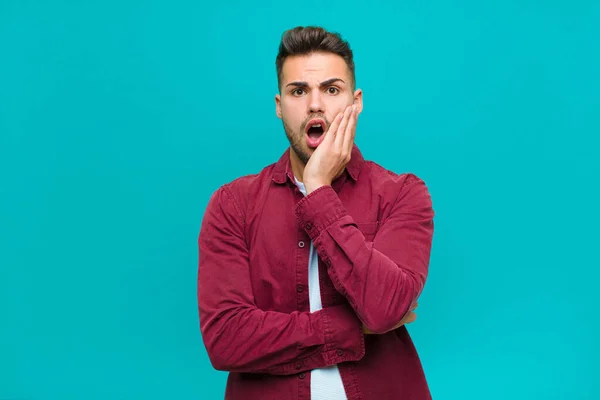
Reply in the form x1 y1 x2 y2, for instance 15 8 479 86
360 305 405 334
202 324 253 372
204 337 237 372
362 274 423 334
207 353 233 372
206 343 264 373
362 319 398 335
200 307 259 373
201 323 235 372
362 306 414 334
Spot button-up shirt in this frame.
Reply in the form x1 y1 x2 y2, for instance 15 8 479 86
198 144 435 399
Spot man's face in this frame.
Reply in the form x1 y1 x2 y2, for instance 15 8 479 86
275 52 363 164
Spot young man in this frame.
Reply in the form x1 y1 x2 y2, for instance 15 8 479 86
198 26 435 399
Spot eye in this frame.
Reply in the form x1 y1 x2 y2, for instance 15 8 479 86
292 88 306 96
327 86 340 95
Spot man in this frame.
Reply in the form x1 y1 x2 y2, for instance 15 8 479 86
198 26 435 399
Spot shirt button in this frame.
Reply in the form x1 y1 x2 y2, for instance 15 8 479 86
305 222 312 230
296 284 304 292
337 349 344 356
295 363 302 370
299 372 306 379
298 241 305 248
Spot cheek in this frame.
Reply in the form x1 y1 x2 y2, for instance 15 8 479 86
329 98 354 119
281 102 305 126
328 108 345 122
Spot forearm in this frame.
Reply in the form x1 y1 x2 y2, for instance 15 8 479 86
315 222 424 333
294 178 434 334
199 302 364 374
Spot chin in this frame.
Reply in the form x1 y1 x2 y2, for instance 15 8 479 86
291 145 312 164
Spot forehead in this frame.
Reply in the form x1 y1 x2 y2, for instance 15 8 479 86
281 52 350 84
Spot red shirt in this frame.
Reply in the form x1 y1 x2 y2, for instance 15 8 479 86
197 145 435 399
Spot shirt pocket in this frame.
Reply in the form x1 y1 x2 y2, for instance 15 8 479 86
355 221 379 242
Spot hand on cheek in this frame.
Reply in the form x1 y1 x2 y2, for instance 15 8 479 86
303 104 358 195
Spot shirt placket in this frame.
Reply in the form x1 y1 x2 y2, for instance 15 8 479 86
291 181 312 399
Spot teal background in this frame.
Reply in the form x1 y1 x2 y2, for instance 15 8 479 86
1 0 599 399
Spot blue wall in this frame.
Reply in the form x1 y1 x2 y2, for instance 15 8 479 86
1 0 598 398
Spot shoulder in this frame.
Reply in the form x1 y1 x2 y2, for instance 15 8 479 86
361 160 434 221
222 162 276 198
206 162 278 218
364 160 431 199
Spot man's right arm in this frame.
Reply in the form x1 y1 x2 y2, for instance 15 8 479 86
197 185 365 375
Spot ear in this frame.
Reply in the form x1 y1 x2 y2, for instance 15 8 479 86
275 93 282 119
353 89 363 115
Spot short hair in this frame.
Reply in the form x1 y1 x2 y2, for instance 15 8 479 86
275 26 355 91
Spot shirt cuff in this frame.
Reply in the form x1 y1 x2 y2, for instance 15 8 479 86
321 303 366 364
294 185 348 241
264 304 365 375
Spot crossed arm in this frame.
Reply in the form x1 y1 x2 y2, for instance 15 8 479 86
197 178 434 375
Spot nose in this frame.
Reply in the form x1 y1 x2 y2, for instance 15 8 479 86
308 90 325 114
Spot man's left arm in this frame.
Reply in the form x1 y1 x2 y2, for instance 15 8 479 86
294 174 434 335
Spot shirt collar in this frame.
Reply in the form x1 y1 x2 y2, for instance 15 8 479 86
272 144 365 185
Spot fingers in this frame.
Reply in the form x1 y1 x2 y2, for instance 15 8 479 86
342 105 358 152
395 311 417 329
334 105 353 149
323 112 344 145
323 111 344 146
403 311 417 324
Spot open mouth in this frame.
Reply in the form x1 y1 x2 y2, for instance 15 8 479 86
307 123 324 137
305 119 326 148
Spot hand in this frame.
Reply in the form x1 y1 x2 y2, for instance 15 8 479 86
303 104 358 194
363 302 419 334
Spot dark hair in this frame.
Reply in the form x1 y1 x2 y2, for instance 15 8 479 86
275 26 355 91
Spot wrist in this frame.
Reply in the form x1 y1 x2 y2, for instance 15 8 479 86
304 181 328 195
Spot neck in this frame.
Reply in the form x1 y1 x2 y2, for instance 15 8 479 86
289 148 306 182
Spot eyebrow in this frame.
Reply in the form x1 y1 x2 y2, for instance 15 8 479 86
286 78 345 89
